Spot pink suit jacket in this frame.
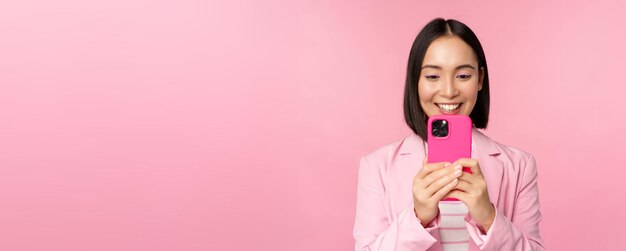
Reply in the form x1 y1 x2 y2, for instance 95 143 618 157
353 128 544 250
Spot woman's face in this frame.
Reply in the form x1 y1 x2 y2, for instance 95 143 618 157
418 36 484 117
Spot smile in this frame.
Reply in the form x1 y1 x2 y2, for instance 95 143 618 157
436 103 462 114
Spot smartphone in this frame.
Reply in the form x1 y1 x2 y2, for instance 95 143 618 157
427 115 472 201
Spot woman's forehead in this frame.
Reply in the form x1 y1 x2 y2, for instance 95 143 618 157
422 36 478 68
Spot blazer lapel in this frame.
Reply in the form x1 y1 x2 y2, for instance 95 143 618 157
397 133 425 202
472 128 504 205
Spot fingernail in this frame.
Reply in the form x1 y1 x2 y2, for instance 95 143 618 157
454 164 462 170
445 163 451 167
454 169 462 176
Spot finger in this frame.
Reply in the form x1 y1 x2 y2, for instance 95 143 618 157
457 171 476 183
420 164 463 188
454 179 473 193
419 157 428 178
414 162 450 193
416 161 451 180
443 190 468 202
455 158 482 176
424 165 463 196
431 178 459 201
415 163 458 194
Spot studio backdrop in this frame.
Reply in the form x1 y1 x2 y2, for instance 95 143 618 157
0 0 625 250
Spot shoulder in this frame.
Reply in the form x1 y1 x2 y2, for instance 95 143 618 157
475 131 540 189
485 138 540 193
359 133 422 172
495 140 535 165
478 131 537 172
360 132 424 179
360 137 405 165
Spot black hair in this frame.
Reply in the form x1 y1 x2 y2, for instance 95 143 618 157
403 18 490 142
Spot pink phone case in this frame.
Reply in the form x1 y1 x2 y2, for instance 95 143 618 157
427 115 472 201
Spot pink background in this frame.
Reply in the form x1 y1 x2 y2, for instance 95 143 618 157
1 0 625 250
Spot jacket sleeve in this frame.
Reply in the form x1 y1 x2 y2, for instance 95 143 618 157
466 154 545 250
353 157 442 251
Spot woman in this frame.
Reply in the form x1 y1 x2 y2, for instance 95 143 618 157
352 18 544 251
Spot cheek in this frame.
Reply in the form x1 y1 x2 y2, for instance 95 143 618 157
460 82 480 99
418 83 436 102
460 85 480 111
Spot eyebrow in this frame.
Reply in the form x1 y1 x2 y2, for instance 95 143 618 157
421 64 476 70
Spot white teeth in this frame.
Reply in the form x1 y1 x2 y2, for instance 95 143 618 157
437 103 460 112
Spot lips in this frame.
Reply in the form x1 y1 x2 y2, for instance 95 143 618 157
436 103 462 114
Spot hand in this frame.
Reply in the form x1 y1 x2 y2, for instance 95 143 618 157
412 158 464 227
444 158 496 233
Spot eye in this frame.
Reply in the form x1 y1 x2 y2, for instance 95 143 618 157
425 74 439 81
456 74 472 80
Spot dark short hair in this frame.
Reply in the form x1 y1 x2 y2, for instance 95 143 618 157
403 18 490 142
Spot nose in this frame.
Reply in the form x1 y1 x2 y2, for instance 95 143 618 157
439 77 460 99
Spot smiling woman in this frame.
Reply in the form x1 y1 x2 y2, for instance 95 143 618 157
353 18 544 251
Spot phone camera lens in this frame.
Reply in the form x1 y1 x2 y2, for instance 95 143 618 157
431 119 449 137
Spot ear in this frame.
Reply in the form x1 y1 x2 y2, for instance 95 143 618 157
478 67 484 91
